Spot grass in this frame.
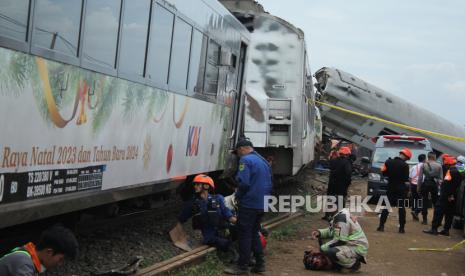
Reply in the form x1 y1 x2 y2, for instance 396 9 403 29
269 225 299 241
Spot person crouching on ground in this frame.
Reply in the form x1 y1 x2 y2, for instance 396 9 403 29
0 225 79 276
307 208 368 272
178 174 237 251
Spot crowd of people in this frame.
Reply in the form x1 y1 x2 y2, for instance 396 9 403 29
1 138 464 275
307 146 465 272
376 149 465 237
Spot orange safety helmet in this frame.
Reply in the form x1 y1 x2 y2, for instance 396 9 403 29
443 157 457 166
399 148 412 160
338 147 351 155
441 153 450 159
193 174 215 189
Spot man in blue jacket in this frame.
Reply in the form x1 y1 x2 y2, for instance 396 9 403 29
225 139 272 275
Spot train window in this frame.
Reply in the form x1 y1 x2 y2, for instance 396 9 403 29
146 3 174 85
32 0 82 57
168 17 192 93
188 31 207 95
82 0 120 69
204 39 220 95
118 0 150 77
0 0 29 42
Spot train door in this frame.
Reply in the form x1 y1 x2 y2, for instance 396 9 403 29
229 42 247 149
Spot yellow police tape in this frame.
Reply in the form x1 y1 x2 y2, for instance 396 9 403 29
313 100 465 143
408 239 465 252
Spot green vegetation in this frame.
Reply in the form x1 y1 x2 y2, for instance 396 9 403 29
269 222 301 241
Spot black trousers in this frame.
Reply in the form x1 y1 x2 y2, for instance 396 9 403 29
421 185 438 219
410 184 421 214
237 207 264 267
432 199 455 230
380 192 407 228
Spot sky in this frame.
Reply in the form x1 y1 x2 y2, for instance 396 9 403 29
259 0 465 126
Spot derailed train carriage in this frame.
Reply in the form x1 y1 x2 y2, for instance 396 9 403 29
314 67 465 223
0 0 253 229
221 2 319 176
314 67 465 157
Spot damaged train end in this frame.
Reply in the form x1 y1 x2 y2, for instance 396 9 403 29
222 4 319 176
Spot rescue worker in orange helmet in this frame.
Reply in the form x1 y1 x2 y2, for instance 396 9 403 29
178 174 237 251
377 148 411 233
322 147 352 220
0 225 79 276
424 157 461 236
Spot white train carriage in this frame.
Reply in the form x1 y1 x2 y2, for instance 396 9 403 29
0 0 250 229
314 67 465 157
220 5 318 176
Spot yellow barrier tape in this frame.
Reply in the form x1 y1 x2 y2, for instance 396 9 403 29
408 239 465 252
313 100 465 143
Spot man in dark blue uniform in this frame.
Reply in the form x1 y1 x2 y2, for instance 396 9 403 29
424 157 462 236
224 139 272 275
377 148 411 233
178 174 236 251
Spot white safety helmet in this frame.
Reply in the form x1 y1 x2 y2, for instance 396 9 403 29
457 155 465 164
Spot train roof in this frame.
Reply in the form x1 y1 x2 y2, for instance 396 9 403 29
219 1 305 39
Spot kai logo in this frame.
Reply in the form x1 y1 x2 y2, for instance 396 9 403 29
186 126 201 156
0 175 4 203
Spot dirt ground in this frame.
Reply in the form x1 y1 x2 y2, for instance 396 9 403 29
265 179 465 276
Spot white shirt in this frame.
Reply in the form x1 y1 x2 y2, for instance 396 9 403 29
409 163 423 185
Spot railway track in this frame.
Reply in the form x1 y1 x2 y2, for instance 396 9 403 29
133 172 326 275
135 212 305 275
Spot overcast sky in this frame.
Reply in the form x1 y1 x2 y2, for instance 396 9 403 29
259 0 465 127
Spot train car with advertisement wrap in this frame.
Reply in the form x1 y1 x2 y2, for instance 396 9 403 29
0 0 252 229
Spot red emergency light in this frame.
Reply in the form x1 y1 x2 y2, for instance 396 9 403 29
382 135 426 141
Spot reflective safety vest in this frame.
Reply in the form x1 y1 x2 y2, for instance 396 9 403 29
318 209 369 257
457 163 465 175
0 242 43 274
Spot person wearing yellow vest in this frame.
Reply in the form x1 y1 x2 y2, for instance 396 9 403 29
0 225 79 275
309 208 368 271
423 157 462 236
